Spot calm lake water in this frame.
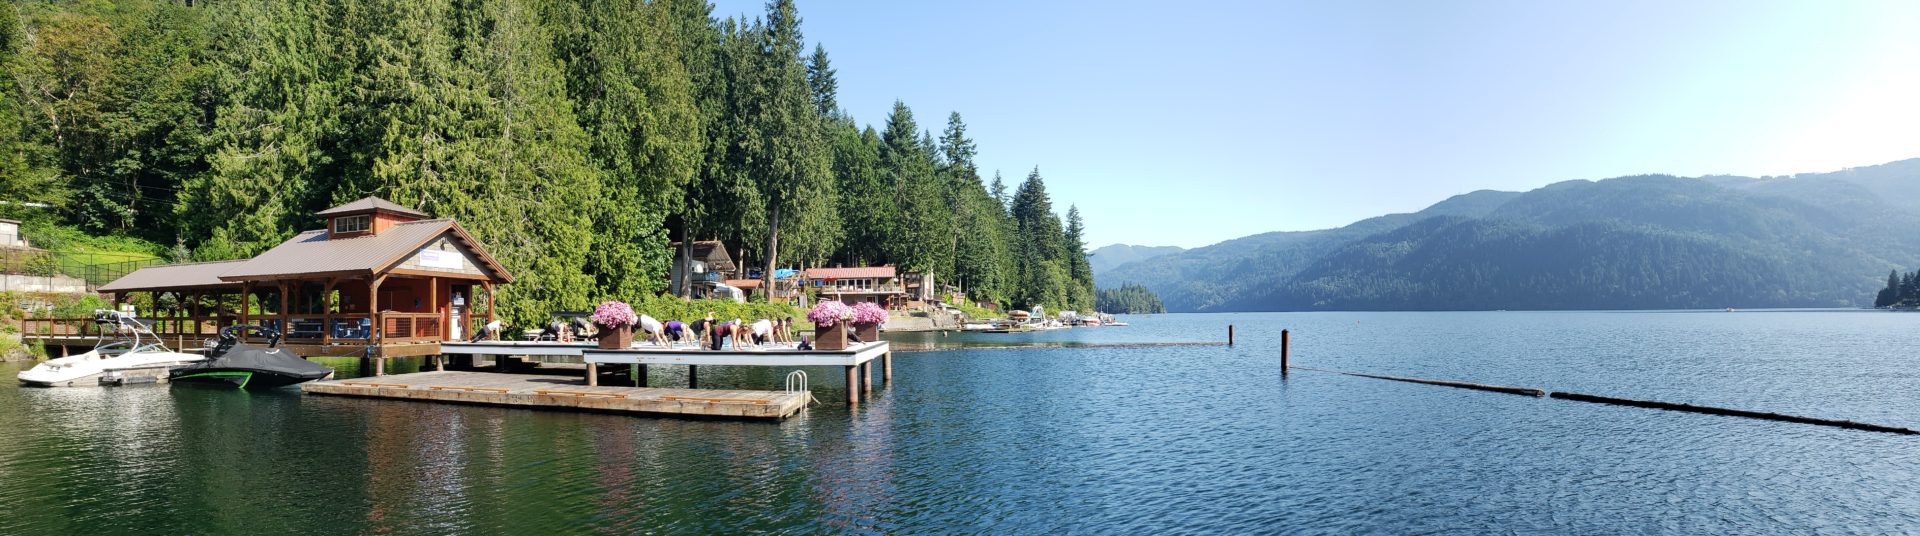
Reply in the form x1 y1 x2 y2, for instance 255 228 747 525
2 311 1917 534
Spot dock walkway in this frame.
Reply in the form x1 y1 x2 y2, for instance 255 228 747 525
439 340 894 406
302 370 808 419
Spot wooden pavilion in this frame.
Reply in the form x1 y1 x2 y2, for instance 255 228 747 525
58 197 513 361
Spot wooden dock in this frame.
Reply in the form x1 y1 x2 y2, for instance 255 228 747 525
440 340 894 407
301 371 809 420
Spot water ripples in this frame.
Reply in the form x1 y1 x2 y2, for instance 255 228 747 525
3 311 1919 533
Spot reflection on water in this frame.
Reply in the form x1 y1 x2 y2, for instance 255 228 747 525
2 311 1919 533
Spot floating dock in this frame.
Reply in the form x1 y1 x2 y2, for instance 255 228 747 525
436 340 893 406
302 370 808 419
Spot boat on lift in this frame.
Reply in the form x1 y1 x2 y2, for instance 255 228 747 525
17 310 207 387
168 325 334 390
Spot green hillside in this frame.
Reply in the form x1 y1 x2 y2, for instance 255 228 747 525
1103 158 1920 311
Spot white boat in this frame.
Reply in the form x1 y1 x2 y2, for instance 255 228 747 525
18 310 207 387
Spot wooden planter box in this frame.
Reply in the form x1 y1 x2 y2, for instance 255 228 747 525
852 322 880 343
813 322 849 351
597 324 633 349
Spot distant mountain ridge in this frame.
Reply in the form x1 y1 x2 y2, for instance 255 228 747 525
1088 244 1184 276
1098 158 1920 312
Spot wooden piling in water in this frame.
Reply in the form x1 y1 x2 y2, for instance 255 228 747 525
687 365 699 389
1281 329 1289 374
883 351 893 382
1228 325 1235 346
585 362 598 386
844 365 858 406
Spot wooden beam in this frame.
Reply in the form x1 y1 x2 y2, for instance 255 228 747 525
482 282 494 339
239 282 251 327
428 275 438 341
369 275 385 348
322 278 337 344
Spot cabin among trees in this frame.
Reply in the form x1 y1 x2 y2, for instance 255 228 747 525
35 198 512 359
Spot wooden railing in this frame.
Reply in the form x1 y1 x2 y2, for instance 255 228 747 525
20 313 448 347
383 312 443 343
22 315 233 341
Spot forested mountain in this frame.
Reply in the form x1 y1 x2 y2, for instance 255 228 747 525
1087 244 1183 276
0 0 1098 326
1101 159 1920 312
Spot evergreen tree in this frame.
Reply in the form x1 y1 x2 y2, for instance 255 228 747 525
1064 205 1095 310
180 0 339 260
547 0 701 301
805 43 836 118
879 101 949 275
0 1 64 216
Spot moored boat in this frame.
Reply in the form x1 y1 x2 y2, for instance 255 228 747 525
17 310 206 388
168 325 334 390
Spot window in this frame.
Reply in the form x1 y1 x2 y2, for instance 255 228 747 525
333 215 371 234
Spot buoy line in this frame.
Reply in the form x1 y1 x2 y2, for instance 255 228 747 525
1290 365 1918 436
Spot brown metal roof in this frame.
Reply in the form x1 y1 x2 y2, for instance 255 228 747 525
805 266 897 279
670 240 735 272
97 260 248 292
314 196 428 218
217 219 512 282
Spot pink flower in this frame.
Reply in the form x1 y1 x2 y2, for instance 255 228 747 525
807 301 853 326
589 300 638 328
850 302 888 325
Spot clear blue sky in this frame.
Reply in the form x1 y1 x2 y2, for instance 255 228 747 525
711 0 1920 249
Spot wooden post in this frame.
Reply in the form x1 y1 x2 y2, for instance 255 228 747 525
428 275 438 341
844 365 858 406
1281 329 1290 374
687 365 699 389
322 278 336 344
883 351 893 382
635 364 647 387
482 282 495 338
374 355 385 376
861 361 872 395
277 281 290 338
369 275 384 348
586 362 598 387
239 282 251 327
1228 325 1235 346
435 354 445 372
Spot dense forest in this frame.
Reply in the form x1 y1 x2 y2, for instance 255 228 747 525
1103 161 1920 311
0 0 1096 326
1873 270 1920 308
1094 283 1163 314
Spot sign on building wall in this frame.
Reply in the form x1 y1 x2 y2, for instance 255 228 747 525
418 249 465 270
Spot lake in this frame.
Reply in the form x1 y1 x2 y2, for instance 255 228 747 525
2 310 1917 533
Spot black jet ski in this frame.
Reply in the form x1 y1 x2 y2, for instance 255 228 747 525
169 325 334 389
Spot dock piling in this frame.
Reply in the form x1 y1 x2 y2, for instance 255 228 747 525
586 362 598 386
883 351 893 382
1281 329 1289 374
1228 325 1235 346
687 365 699 389
844 365 859 406
862 361 873 395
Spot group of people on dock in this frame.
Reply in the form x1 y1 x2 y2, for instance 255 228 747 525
639 312 800 351
532 310 829 351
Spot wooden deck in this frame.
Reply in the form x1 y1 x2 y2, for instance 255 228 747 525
439 340 893 406
302 370 808 420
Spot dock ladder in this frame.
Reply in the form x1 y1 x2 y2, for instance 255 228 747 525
786 370 819 406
